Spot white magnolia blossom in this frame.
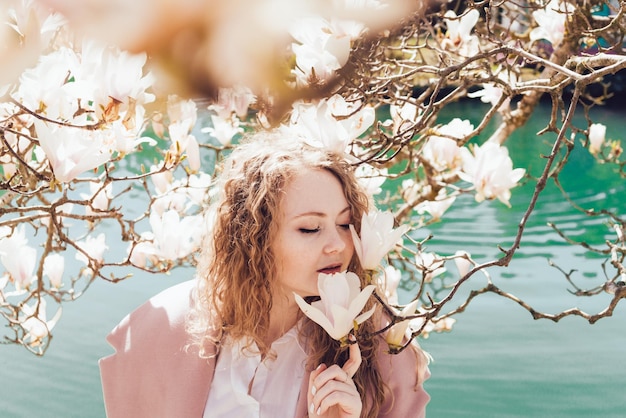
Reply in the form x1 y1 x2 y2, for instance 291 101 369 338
529 0 575 47
294 271 375 341
290 16 361 86
127 232 158 268
416 190 456 221
148 210 204 261
459 141 525 206
168 119 201 172
202 114 244 146
389 100 420 136
589 123 606 155
386 299 420 348
43 253 65 289
20 298 62 346
355 163 387 196
75 233 108 266
442 9 480 57
415 251 446 283
81 181 113 217
467 69 517 111
167 94 198 127
350 209 410 270
454 250 472 278
150 165 174 195
209 85 255 119
152 172 211 215
0 226 36 291
381 265 402 305
423 118 471 173
34 120 115 183
409 314 456 339
289 94 375 153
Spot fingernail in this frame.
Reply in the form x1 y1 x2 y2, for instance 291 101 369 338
311 385 316 395
315 363 323 370
309 403 314 414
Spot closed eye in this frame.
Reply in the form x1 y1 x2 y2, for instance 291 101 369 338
299 228 320 234
338 224 350 230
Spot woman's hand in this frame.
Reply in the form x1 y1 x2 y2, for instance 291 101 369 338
307 342 362 418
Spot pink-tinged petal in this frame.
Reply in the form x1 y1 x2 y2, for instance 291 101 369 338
347 284 376 320
318 272 350 310
354 305 376 325
294 293 336 336
329 304 354 340
186 135 201 171
344 271 362 300
386 299 419 347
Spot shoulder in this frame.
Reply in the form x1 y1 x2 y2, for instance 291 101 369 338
99 279 216 418
375 338 431 418
106 279 197 350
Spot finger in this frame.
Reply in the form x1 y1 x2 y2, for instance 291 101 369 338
342 341 362 378
315 383 362 416
308 364 326 416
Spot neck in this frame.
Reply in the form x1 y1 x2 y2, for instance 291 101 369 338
265 293 300 347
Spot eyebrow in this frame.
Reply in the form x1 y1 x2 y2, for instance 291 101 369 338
292 206 351 220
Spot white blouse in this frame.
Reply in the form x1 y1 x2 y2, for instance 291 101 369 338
203 326 308 417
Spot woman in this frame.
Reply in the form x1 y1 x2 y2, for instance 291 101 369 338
100 131 430 417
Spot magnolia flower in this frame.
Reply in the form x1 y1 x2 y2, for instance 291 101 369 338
20 298 62 346
415 251 446 283
442 9 480 56
422 118 471 172
209 85 255 119
350 210 410 270
459 141 525 207
75 233 108 266
381 265 402 305
409 315 456 339
386 299 420 348
202 114 244 146
454 250 472 278
127 233 158 268
416 190 456 221
289 94 375 153
588 123 606 155
81 181 113 217
355 163 387 196
151 172 211 215
389 100 419 136
150 164 174 195
290 16 359 86
167 95 197 126
294 271 375 341
35 120 114 183
529 0 575 47
0 226 36 290
43 253 65 289
168 119 201 171
467 69 516 111
149 210 204 260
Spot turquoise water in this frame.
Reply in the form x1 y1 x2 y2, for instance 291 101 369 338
1 101 625 417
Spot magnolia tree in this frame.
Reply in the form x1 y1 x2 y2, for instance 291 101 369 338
1 0 625 355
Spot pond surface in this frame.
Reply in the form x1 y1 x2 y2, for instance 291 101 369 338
1 100 625 417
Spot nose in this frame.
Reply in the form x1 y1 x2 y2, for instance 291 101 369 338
323 227 348 254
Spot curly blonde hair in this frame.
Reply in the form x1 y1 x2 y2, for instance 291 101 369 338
188 130 390 417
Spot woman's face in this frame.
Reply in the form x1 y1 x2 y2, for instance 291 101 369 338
272 168 355 300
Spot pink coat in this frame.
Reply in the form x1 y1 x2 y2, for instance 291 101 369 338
99 280 430 417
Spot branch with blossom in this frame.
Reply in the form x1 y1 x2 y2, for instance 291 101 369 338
2 0 626 356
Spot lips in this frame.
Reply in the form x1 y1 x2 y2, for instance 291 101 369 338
317 264 343 275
